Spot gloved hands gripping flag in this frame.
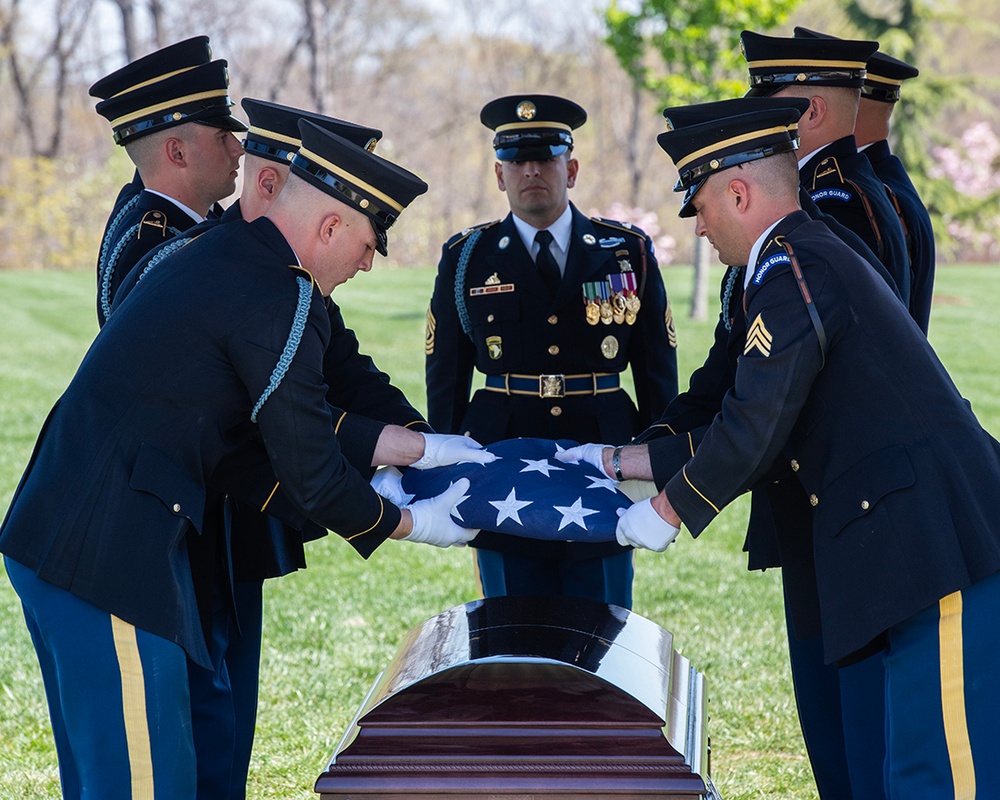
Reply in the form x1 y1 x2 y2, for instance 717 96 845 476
371 438 635 543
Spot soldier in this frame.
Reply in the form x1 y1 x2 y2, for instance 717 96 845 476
90 37 247 326
793 28 936 332
741 30 911 311
1 121 490 800
425 94 678 608
114 98 419 800
854 50 935 331
565 97 1000 800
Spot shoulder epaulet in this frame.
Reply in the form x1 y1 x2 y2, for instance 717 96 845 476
590 217 647 239
447 219 501 249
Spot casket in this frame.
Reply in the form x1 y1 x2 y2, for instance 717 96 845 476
315 595 721 799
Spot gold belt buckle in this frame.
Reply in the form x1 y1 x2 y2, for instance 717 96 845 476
539 374 566 398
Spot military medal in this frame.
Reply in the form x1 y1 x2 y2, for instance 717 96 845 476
608 274 627 324
598 283 613 325
582 282 602 326
601 334 619 359
622 271 640 325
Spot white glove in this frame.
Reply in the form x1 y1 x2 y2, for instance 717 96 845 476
554 443 613 477
615 498 680 552
370 466 408 505
404 478 479 547
410 433 497 469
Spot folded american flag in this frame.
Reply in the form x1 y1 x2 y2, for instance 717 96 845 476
386 438 632 543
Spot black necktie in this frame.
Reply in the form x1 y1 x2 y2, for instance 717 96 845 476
534 229 561 295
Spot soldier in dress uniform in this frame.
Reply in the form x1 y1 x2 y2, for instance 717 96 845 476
563 98 1000 800
793 28 936 333
90 37 247 326
425 94 679 609
113 99 420 800
89 36 216 256
741 30 911 312
853 49 935 331
1 120 490 800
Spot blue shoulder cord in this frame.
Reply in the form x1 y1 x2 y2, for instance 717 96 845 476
251 276 313 423
721 264 741 332
454 229 482 337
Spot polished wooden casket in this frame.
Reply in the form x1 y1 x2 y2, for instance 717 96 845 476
315 596 721 799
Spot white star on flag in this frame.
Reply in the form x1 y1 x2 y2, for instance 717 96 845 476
489 487 533 526
554 497 600 531
519 458 564 477
451 481 472 522
586 475 620 493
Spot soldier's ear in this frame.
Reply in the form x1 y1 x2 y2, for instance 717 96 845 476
320 212 342 244
165 137 185 167
494 161 506 192
566 156 579 189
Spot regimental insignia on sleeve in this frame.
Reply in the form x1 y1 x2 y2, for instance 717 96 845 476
745 313 773 357
425 306 436 355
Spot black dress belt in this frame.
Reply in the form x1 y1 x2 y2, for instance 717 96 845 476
484 372 620 399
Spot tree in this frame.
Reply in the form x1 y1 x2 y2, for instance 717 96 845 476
602 0 801 320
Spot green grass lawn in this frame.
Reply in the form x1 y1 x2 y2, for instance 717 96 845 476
1 264 998 799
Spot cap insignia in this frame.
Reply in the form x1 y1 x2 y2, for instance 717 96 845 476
516 100 537 121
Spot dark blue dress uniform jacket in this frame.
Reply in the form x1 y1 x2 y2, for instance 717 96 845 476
426 204 678 559
426 204 678 441
801 135 910 309
97 189 201 326
864 138 936 333
116 203 432 583
655 210 1000 664
0 218 402 668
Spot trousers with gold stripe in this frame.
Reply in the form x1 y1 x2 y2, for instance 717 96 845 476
883 568 1000 799
6 556 196 799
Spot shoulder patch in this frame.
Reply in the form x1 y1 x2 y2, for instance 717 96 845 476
810 188 853 204
447 219 501 249
751 253 792 285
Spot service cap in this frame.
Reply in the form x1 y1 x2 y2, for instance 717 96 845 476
241 98 382 165
741 30 878 97
291 119 428 256
480 94 587 161
658 97 810 217
793 27 918 103
94 47 246 145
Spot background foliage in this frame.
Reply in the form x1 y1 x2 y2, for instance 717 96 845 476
0 0 997 276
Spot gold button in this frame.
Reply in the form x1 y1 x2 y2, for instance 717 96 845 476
861 500 870 511
548 345 559 355
809 494 818 507
790 459 799 472
487 314 495 323
550 406 562 417
548 315 558 325
172 503 181 513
